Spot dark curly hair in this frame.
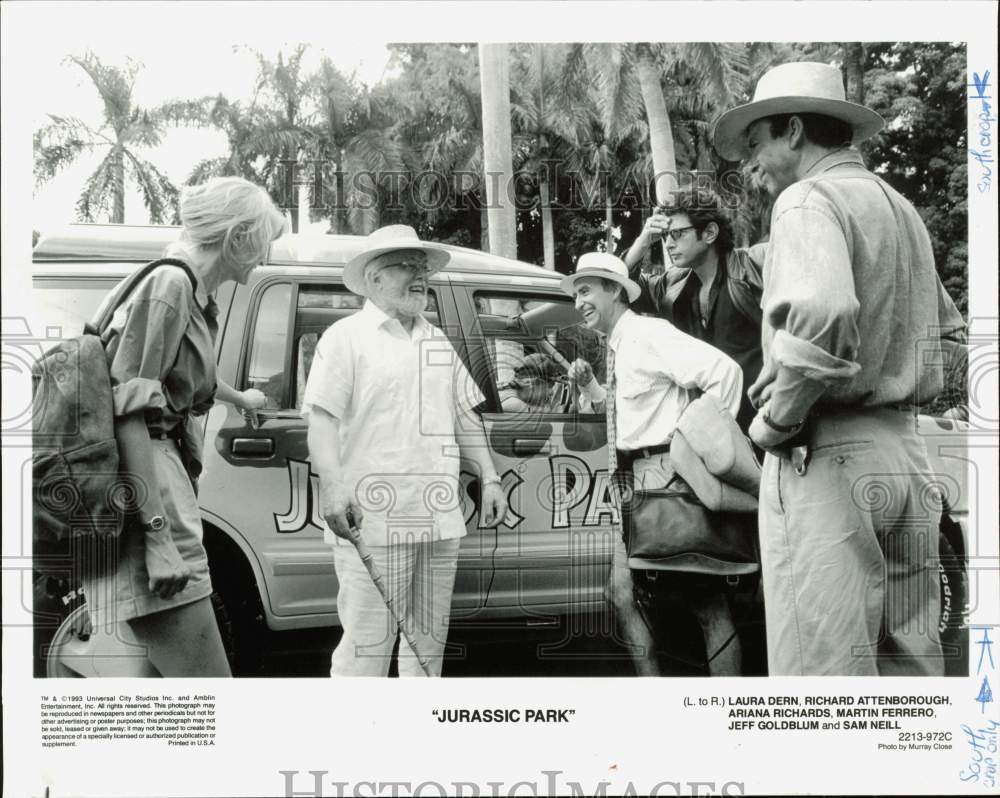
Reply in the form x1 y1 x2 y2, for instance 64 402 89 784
659 188 735 259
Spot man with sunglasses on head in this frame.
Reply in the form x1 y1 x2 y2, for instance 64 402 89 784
613 188 767 675
303 225 508 677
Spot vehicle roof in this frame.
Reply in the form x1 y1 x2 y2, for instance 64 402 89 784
32 223 560 281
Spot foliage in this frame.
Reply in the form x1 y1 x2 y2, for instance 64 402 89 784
36 43 968 314
33 52 198 224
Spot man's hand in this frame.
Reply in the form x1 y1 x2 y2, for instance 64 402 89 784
748 406 803 452
640 212 672 245
144 528 192 599
320 480 363 540
747 359 777 410
480 481 507 528
567 358 595 387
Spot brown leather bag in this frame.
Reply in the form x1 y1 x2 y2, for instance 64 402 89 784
624 474 759 576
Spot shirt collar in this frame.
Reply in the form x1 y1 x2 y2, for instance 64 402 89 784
608 308 636 352
360 299 431 335
802 147 866 180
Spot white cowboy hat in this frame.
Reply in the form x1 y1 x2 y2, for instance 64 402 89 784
712 61 885 161
343 224 450 297
560 252 641 303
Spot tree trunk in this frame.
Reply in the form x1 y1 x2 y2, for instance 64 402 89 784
843 43 869 160
536 44 555 271
112 145 125 224
480 205 490 251
605 193 614 251
843 43 866 105
478 43 517 262
540 177 555 269
634 47 678 206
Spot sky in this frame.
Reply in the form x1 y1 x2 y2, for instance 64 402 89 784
30 31 394 232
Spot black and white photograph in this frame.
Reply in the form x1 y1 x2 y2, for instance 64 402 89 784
2 2 998 796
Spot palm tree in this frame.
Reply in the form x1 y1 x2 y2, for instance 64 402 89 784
309 58 406 235
251 46 319 233
34 52 200 223
388 44 493 249
510 44 586 269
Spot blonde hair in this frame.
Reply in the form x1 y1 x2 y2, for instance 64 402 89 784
177 177 287 266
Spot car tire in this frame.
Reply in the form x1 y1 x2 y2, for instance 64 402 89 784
33 573 86 678
203 530 266 677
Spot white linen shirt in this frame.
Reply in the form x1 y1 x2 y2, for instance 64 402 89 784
301 301 484 547
608 309 742 450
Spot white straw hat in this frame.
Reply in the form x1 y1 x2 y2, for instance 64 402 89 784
560 252 641 303
343 225 450 297
712 61 885 161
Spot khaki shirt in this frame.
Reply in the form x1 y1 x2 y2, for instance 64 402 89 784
103 264 218 477
762 149 965 417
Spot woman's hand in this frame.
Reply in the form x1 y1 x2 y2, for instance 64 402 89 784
239 387 267 411
144 528 192 599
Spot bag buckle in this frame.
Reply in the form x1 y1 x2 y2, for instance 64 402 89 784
726 574 741 587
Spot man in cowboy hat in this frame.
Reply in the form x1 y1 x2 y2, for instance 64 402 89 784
562 252 747 676
302 224 508 676
712 61 966 676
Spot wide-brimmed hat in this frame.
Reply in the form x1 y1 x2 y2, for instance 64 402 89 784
559 252 641 303
712 61 885 161
343 225 450 297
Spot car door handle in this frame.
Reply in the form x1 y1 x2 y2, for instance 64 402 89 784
231 437 275 457
512 438 551 457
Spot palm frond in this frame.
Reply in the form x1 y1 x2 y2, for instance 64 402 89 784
74 148 118 222
126 153 179 224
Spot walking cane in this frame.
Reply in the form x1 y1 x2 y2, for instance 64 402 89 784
344 510 434 677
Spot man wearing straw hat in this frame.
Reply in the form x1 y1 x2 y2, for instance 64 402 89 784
302 225 507 676
712 61 965 676
562 252 747 676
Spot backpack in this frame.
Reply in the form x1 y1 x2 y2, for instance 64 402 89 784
32 258 197 578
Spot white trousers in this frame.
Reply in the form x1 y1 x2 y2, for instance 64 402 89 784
331 538 460 677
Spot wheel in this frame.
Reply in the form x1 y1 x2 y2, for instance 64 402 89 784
203 530 267 677
33 573 84 677
33 573 155 677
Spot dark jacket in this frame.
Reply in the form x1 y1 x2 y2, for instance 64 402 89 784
628 245 765 328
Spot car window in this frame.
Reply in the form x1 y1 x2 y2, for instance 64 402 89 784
246 283 293 408
474 291 605 415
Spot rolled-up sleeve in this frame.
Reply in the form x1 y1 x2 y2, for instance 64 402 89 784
765 202 862 383
108 297 188 419
301 323 354 420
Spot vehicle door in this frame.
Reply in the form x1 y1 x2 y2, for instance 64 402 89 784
451 284 617 626
200 273 492 622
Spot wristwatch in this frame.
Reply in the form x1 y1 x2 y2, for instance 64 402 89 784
761 410 805 434
482 475 502 487
140 515 167 533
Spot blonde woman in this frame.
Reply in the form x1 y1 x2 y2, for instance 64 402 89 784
84 177 286 676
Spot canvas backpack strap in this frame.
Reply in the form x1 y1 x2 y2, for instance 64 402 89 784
85 258 198 335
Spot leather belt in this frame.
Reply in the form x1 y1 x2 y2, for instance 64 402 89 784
149 427 183 441
617 442 671 466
